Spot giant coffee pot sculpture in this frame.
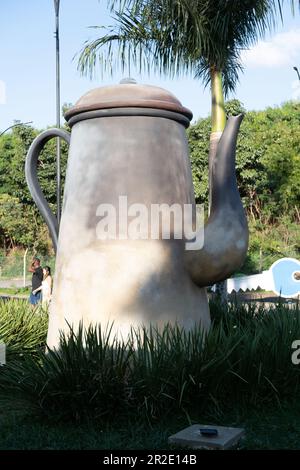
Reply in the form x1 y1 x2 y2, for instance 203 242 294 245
26 80 248 349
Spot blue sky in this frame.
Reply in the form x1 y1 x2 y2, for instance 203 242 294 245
0 0 299 131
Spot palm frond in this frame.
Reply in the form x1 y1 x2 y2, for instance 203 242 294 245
80 0 289 92
78 1 218 79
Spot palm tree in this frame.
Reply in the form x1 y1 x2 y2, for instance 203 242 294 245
77 0 295 299
78 0 286 198
78 0 285 131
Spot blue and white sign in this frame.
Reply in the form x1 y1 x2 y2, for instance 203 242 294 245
226 257 300 298
270 258 300 298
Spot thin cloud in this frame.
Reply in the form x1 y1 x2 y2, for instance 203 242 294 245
242 29 300 68
0 80 6 104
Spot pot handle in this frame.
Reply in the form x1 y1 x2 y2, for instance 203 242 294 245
25 128 71 253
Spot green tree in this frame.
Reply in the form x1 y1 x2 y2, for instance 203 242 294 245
7 124 68 208
78 1 286 135
0 122 69 252
188 100 300 274
0 194 50 252
0 134 15 195
188 99 247 209
189 100 300 222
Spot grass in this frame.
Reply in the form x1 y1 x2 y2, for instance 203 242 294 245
0 301 300 420
0 299 48 359
0 401 300 449
0 299 300 449
0 287 30 296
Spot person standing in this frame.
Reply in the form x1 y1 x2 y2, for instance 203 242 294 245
32 266 52 305
28 257 43 306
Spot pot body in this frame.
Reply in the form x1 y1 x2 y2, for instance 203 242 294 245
47 115 210 348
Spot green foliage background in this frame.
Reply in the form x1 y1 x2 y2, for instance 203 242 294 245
0 100 299 275
188 99 300 273
0 123 68 254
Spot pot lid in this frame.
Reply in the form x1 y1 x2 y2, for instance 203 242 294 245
64 78 193 122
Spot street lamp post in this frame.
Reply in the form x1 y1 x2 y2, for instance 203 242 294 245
54 0 61 224
0 121 33 138
293 66 300 81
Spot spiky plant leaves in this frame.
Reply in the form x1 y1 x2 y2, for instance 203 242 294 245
78 0 286 95
0 301 299 424
0 300 47 359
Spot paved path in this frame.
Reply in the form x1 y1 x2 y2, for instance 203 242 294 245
0 278 30 288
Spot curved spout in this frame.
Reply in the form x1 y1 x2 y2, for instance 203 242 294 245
185 115 249 287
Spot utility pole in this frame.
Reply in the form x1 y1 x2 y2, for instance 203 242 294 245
54 0 61 224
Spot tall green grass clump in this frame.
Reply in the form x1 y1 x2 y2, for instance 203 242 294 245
0 324 134 421
0 299 48 359
209 300 300 405
0 301 299 424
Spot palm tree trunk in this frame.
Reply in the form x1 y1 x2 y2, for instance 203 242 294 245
211 66 226 133
209 66 228 303
209 66 226 210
